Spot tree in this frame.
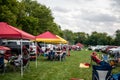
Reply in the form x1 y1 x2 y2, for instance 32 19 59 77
0 0 62 36
74 32 87 44
63 29 75 44
20 0 62 35
0 0 19 26
106 36 114 45
114 29 120 45
86 31 112 46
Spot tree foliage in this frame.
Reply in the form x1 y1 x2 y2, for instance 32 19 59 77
74 32 88 44
63 30 75 44
0 0 119 45
0 0 62 36
85 32 114 46
0 0 19 26
114 29 120 45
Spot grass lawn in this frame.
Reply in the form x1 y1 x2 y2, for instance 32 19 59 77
0 50 120 80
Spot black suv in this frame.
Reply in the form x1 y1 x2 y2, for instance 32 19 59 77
1 40 31 54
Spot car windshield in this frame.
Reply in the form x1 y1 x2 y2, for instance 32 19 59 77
8 42 18 45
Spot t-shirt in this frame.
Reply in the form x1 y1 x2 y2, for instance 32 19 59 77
91 55 101 64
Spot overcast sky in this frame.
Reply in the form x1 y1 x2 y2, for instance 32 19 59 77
37 0 120 35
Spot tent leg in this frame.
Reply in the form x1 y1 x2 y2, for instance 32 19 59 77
21 39 23 77
35 42 37 68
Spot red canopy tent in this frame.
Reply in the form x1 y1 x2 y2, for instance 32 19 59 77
76 43 84 48
0 22 35 76
36 31 60 43
0 22 35 40
0 46 10 50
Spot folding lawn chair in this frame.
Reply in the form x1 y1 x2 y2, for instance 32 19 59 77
9 45 30 71
48 50 55 61
92 65 112 80
61 53 66 61
57 52 66 61
102 54 110 62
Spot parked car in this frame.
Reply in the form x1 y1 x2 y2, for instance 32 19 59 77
1 40 36 54
108 47 120 56
104 46 118 53
101 46 108 53
88 46 96 51
94 45 105 52
2 40 21 54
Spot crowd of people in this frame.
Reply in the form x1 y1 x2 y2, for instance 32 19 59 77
44 46 67 61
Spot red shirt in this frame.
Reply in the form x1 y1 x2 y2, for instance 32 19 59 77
91 55 101 64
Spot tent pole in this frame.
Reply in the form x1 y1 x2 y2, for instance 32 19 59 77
21 39 23 77
28 40 30 68
44 42 46 54
35 41 37 68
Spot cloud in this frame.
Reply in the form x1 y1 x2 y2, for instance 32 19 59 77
37 0 120 35
112 0 120 7
111 0 120 15
81 11 118 22
52 7 70 13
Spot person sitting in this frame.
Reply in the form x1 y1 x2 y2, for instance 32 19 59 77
91 52 111 68
114 52 120 63
14 54 22 67
9 54 21 67
44 48 49 57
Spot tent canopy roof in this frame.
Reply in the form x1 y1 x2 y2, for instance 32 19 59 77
0 22 35 40
36 31 60 42
0 46 10 51
54 35 68 44
36 31 59 39
76 43 84 47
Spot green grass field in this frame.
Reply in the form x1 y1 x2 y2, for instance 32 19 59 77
0 50 120 80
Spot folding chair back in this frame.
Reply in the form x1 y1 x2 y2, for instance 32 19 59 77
48 51 55 60
92 65 112 80
102 54 110 62
61 53 66 61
